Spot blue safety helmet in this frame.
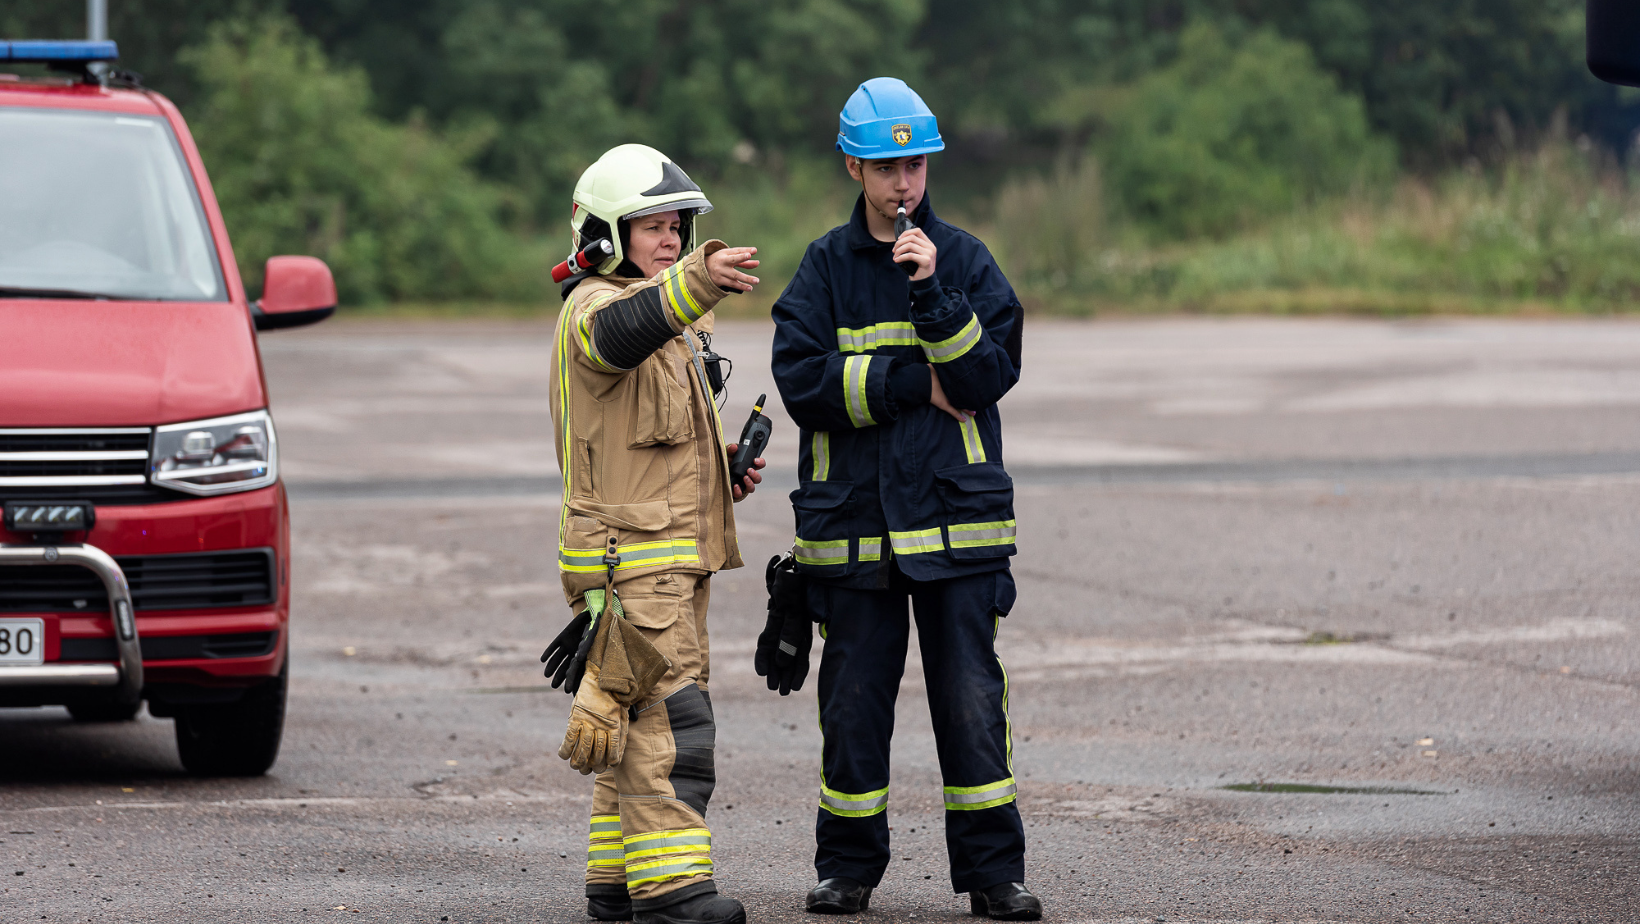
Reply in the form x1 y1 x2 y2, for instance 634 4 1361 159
836 77 945 159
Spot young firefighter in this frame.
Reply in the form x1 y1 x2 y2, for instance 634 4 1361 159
767 79 1040 920
541 144 765 924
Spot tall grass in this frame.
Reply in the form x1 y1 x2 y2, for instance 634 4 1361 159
980 142 1640 315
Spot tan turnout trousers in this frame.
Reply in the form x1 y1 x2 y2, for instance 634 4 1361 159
583 573 715 904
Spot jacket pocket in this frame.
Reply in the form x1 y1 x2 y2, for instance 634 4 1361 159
790 480 854 573
569 499 671 532
617 590 683 632
934 462 1017 560
629 354 694 448
573 437 596 499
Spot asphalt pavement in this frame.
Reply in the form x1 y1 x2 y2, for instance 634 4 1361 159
4 316 1639 923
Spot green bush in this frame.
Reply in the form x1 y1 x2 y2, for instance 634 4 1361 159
181 14 544 304
1095 23 1395 240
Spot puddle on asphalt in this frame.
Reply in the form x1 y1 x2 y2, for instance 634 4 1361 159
1221 782 1446 796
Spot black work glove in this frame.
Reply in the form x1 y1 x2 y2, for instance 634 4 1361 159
541 610 594 693
755 554 814 696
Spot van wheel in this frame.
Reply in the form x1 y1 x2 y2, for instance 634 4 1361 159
67 701 141 722
174 664 287 776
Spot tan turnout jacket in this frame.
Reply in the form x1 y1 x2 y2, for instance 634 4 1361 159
550 240 743 604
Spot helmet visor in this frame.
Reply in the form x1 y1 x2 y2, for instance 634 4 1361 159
624 197 713 220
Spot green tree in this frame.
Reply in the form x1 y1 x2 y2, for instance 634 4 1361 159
1095 23 1395 238
181 13 538 302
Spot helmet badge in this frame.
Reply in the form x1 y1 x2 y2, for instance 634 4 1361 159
892 123 913 147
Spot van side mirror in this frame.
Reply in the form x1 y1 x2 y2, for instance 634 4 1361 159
252 256 337 331
1588 0 1640 87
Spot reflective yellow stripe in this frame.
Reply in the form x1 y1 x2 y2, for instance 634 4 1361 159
625 856 712 886
665 263 706 326
858 537 883 562
921 313 983 363
623 828 711 862
944 777 1017 811
794 537 849 566
812 432 830 481
820 784 888 817
947 520 1017 549
845 355 876 428
554 297 577 543
560 539 701 573
587 844 626 868
576 293 620 372
889 528 944 555
589 814 623 837
959 415 986 463
837 321 918 353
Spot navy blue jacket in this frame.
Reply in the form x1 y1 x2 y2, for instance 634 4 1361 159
771 194 1024 588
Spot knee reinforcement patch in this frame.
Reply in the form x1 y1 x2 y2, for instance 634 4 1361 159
664 684 715 816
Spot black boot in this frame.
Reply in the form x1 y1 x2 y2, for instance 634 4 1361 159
587 884 632 921
969 882 1042 921
633 883 746 924
806 877 872 914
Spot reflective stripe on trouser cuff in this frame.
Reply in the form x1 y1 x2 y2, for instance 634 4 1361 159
820 784 888 817
959 415 987 464
844 355 877 428
623 829 712 862
889 528 944 556
837 321 917 353
921 313 983 363
588 844 626 868
947 520 1016 549
625 856 713 886
858 537 883 562
812 432 830 481
794 537 849 566
944 778 1017 811
560 539 701 573
589 814 622 836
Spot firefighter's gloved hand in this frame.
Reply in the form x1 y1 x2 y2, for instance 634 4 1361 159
541 609 593 691
756 554 813 695
559 660 627 774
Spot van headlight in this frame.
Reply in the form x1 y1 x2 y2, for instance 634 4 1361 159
151 410 278 495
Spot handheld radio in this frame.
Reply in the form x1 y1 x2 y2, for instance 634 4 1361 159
730 394 773 487
894 200 917 276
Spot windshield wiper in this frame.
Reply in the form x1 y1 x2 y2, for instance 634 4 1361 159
0 286 128 300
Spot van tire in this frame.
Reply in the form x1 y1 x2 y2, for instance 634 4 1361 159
174 664 287 776
67 701 141 722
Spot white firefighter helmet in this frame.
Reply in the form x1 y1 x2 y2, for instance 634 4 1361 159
571 144 713 274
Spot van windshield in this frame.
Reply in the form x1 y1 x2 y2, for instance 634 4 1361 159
0 108 225 301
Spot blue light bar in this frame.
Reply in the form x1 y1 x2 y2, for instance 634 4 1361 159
0 40 120 63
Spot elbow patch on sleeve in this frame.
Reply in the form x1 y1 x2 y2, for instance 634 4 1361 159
590 287 677 371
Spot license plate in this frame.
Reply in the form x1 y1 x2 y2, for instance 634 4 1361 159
0 618 45 666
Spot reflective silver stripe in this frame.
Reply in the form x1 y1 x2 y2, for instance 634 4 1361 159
858 537 883 562
889 529 944 555
623 833 712 859
921 313 983 363
794 538 849 566
944 778 1018 810
589 816 622 836
947 520 1017 549
959 415 986 464
588 845 625 864
837 322 917 353
812 431 830 481
820 786 888 816
779 640 798 656
845 355 876 428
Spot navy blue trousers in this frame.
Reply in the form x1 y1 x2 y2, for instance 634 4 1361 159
809 565 1025 893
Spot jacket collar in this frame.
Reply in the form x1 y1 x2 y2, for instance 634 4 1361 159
847 191 935 251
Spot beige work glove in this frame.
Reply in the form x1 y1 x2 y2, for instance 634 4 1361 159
559 658 628 774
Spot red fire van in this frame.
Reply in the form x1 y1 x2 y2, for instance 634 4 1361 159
0 41 334 775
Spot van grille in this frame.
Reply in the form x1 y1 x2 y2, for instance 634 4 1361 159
0 428 151 488
0 548 277 612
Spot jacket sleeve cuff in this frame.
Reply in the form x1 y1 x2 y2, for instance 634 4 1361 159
667 240 730 329
887 360 931 416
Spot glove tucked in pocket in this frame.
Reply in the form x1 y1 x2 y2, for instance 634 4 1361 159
557 584 672 773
